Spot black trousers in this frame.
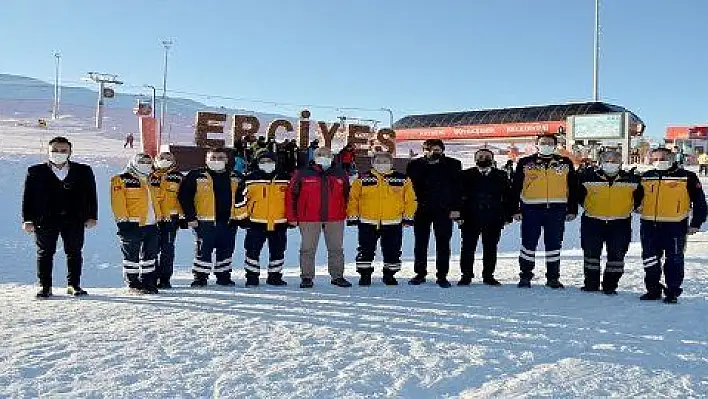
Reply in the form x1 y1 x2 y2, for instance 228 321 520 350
119 225 159 288
193 221 237 279
413 211 453 279
460 221 502 279
580 216 631 291
156 220 178 284
641 220 688 298
519 204 566 280
35 219 85 287
356 223 403 275
244 224 287 275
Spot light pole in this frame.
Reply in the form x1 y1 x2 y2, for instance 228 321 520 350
52 51 61 120
381 108 394 127
593 0 600 102
160 40 173 144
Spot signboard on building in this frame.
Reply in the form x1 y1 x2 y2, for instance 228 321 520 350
570 113 624 140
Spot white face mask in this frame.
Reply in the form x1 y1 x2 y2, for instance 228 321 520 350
134 163 153 176
259 162 276 173
653 160 672 171
537 145 556 156
373 163 392 174
154 159 173 169
315 157 332 169
206 160 226 171
49 152 69 165
601 162 621 175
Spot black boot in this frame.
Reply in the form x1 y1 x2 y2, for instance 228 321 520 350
483 277 501 286
580 286 600 292
245 271 260 287
640 291 662 301
215 272 236 286
190 272 208 287
141 273 159 294
266 272 287 286
36 286 52 299
358 273 372 286
517 278 531 288
67 285 88 296
300 278 314 288
546 279 565 289
408 274 426 285
436 278 452 288
331 277 352 287
382 271 398 286
457 275 473 286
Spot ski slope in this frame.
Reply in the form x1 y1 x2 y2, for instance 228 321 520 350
1 128 708 397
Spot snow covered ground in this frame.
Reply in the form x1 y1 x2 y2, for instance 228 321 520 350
1 126 708 397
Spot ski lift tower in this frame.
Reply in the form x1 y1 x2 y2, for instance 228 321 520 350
83 72 123 129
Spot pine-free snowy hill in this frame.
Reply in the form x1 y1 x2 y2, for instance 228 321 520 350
0 73 294 144
1 151 707 397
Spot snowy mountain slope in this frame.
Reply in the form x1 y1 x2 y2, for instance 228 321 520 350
1 150 708 397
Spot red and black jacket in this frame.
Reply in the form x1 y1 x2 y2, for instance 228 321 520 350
286 165 350 223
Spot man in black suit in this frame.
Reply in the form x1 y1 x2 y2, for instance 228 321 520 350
22 136 98 298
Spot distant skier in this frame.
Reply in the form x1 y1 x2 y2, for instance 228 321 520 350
22 136 98 298
124 133 134 149
110 153 162 294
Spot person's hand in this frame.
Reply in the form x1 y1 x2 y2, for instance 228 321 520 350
456 219 465 227
512 213 522 222
634 206 643 214
288 222 298 228
402 219 414 228
85 219 97 229
565 214 577 222
449 211 461 220
22 222 34 233
688 226 700 235
188 220 199 228
346 219 359 227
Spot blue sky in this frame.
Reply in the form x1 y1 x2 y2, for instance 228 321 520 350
0 0 706 138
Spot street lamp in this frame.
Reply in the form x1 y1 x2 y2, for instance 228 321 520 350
160 39 173 144
52 51 61 120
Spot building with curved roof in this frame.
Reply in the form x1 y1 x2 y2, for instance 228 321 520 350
393 101 644 142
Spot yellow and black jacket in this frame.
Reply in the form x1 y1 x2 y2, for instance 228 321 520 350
233 169 290 231
110 172 163 226
150 168 183 221
512 153 578 214
177 168 242 223
640 166 707 227
347 170 417 225
579 169 642 220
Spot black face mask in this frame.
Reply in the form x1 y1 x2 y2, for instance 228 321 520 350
428 152 442 160
476 159 492 168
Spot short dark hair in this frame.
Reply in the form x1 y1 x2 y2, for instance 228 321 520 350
423 139 445 151
48 136 72 148
536 134 558 145
475 148 494 158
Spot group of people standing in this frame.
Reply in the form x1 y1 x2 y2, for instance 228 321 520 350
23 134 706 304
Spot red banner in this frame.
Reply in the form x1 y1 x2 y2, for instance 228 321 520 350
395 121 566 141
139 116 158 157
